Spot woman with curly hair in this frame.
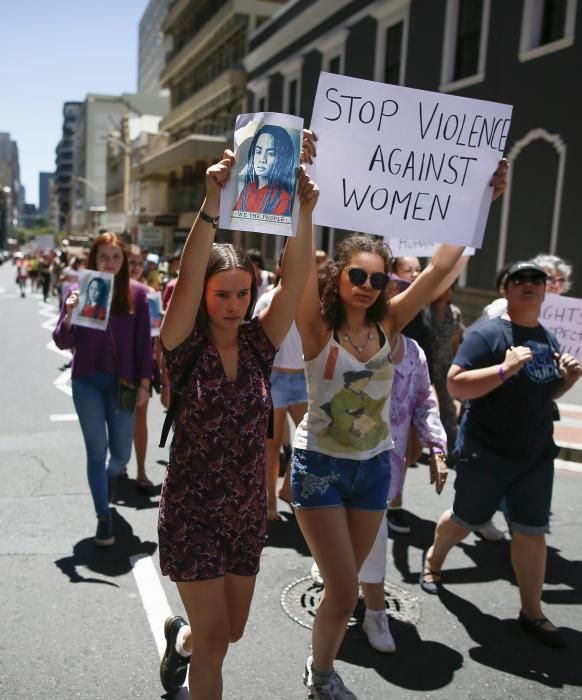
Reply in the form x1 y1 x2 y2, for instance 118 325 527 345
292 148 508 698
234 124 296 216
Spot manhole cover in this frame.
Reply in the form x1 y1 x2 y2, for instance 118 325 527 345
281 576 420 631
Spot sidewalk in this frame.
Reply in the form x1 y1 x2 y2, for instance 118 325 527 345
555 402 582 463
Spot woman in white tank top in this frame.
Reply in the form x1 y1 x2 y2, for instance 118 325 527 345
294 141 508 699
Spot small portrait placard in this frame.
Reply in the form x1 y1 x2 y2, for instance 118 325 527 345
71 269 114 331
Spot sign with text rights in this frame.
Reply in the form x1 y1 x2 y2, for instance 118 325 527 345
309 72 513 248
386 237 474 258
540 294 582 363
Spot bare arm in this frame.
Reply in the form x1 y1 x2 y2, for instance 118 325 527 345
447 345 533 400
160 151 235 350
260 168 320 348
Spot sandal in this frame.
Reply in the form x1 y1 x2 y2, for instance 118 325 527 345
420 552 442 595
518 612 565 648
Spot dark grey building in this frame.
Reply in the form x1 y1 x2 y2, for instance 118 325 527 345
38 172 53 219
244 0 581 295
54 102 82 232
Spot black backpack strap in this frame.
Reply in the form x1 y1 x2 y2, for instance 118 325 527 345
159 338 207 447
245 332 275 439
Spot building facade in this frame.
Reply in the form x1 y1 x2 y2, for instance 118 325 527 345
132 0 287 252
244 0 581 295
138 0 173 96
54 102 82 233
72 93 169 233
38 172 54 219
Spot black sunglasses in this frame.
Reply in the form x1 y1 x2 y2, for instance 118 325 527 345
510 274 546 286
347 267 389 290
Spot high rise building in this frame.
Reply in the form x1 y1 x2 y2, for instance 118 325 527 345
38 172 54 218
54 102 82 232
0 132 23 241
138 0 172 96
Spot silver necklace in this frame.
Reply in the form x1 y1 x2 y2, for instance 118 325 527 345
342 325 375 353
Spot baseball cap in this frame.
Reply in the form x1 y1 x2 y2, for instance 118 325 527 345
504 261 547 286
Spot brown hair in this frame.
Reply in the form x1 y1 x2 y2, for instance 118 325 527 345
196 244 258 331
320 234 392 330
87 232 131 315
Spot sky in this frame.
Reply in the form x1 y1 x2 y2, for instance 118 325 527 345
1 0 149 206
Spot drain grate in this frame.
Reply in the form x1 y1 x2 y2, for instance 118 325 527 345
281 576 420 631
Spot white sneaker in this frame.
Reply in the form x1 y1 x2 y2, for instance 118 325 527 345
475 521 505 542
310 561 324 586
304 656 357 699
362 613 396 653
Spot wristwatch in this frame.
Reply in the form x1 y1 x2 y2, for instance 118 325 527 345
198 209 219 228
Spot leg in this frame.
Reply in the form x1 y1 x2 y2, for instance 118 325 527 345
510 532 553 621
133 397 150 483
265 408 287 520
296 507 384 670
426 509 470 570
177 574 256 699
278 402 307 503
72 377 109 516
360 515 388 609
104 381 136 480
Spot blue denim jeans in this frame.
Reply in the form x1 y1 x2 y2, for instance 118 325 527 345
72 372 136 517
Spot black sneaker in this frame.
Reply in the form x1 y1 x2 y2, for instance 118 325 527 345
387 508 411 534
95 514 114 547
160 615 190 693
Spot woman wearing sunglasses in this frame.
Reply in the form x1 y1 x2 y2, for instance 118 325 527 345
291 156 508 700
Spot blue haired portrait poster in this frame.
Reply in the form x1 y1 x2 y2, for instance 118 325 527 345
220 112 303 237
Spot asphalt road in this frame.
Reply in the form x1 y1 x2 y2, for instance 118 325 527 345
1 261 581 700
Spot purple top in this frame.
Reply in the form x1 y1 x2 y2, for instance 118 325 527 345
389 335 447 501
53 279 153 386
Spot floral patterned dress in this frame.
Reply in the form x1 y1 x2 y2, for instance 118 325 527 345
158 317 276 581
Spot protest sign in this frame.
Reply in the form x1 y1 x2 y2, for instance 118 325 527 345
386 237 474 258
36 234 55 253
147 290 163 337
540 294 582 363
71 269 114 332
220 112 303 237
309 72 512 248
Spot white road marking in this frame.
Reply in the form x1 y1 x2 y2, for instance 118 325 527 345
53 367 72 397
558 403 582 415
46 339 72 360
50 413 78 422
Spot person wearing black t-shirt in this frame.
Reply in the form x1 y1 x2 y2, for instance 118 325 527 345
420 262 581 648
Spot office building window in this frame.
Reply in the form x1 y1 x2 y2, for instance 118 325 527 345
328 55 341 75
440 0 490 90
454 0 483 81
384 21 403 84
288 79 298 116
520 0 577 59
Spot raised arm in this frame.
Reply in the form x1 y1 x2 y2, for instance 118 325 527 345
161 151 234 350
260 168 319 349
386 159 509 339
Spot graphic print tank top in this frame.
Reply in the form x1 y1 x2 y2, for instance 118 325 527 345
294 328 394 460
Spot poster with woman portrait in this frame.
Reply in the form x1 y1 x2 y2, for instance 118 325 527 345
71 269 114 331
147 289 163 337
219 112 303 237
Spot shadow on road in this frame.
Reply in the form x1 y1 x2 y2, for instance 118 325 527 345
439 588 582 689
54 508 157 585
338 619 463 691
264 510 310 557
112 477 161 510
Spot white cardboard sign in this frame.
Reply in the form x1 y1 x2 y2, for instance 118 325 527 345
220 112 303 237
310 72 513 248
540 294 582 363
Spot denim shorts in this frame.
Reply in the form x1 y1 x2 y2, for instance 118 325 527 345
270 369 308 409
291 448 390 511
451 434 558 535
